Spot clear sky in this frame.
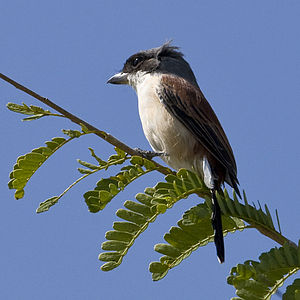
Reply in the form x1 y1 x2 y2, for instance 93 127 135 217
1 1 300 299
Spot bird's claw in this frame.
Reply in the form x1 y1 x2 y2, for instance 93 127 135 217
133 148 167 159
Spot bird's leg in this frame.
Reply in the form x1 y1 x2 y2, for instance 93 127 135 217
133 148 167 160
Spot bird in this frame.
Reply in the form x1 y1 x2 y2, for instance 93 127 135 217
107 42 240 263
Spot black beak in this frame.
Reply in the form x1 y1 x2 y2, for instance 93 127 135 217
107 72 129 84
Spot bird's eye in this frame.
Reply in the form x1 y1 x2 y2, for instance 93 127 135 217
132 57 143 67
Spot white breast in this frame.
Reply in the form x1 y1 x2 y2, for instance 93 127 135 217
133 74 197 171
128 72 214 188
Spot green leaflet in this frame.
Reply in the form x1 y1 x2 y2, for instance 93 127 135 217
36 196 59 213
149 203 246 281
84 156 157 213
228 241 300 299
62 129 83 138
8 136 71 199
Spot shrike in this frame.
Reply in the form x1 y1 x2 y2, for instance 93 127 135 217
107 42 240 263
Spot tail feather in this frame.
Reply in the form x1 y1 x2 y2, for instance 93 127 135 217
211 190 225 263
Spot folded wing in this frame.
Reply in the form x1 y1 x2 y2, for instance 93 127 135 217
158 75 240 196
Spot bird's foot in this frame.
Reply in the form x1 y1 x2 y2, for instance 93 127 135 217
133 148 167 160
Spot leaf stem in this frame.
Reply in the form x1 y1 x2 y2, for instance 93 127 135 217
266 268 299 299
45 113 66 118
37 156 131 212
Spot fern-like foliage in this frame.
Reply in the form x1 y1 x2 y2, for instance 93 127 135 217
149 188 290 281
283 278 300 299
77 147 128 175
218 190 275 229
99 169 213 271
99 187 159 271
216 190 288 245
228 241 300 299
8 129 85 199
7 102 64 120
99 168 290 276
149 204 246 281
84 155 157 213
5 94 300 299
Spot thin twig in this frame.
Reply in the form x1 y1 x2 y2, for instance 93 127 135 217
0 73 172 175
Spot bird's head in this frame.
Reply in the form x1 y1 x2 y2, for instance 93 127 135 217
107 42 198 89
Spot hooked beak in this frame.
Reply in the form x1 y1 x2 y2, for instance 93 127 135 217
107 72 129 85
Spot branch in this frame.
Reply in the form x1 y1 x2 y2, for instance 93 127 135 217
0 73 172 176
253 225 296 247
2 73 296 248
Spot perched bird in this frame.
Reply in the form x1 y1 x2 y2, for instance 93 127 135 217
107 42 240 263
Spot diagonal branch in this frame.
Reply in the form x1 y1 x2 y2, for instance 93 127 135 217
2 73 296 248
0 72 172 176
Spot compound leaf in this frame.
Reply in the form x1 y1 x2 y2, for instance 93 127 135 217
7 102 64 120
9 136 71 199
228 241 300 299
150 203 246 281
84 156 157 213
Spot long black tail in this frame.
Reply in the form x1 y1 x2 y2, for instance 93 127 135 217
211 190 225 263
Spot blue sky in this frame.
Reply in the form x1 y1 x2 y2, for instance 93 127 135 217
1 1 300 299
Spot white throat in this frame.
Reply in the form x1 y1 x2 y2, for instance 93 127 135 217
127 71 149 92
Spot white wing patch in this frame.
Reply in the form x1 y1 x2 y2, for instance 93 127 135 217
202 156 215 189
